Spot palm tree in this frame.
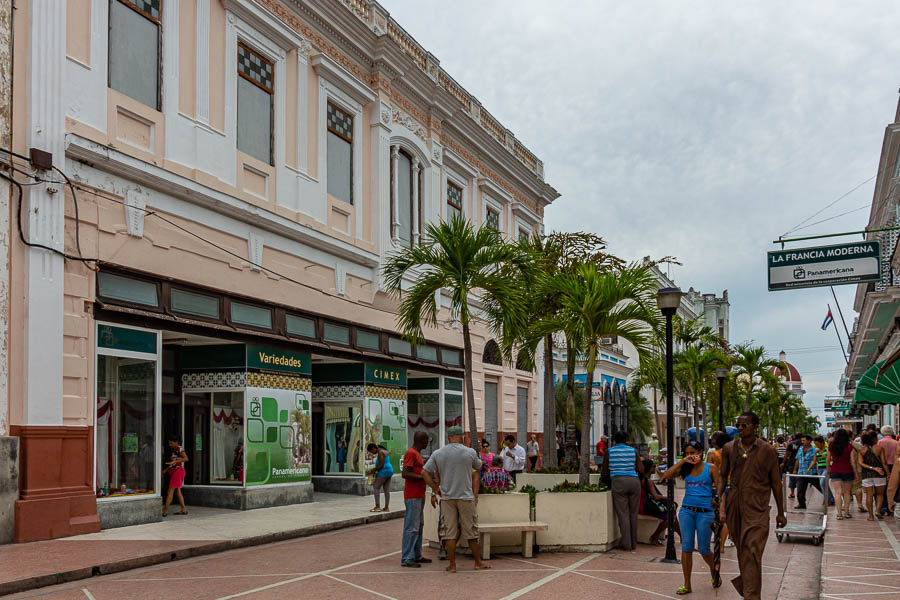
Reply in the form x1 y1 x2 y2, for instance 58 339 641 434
674 346 726 447
383 215 532 449
732 344 784 412
534 262 660 484
631 353 665 440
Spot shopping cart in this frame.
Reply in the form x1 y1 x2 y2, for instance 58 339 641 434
775 471 827 546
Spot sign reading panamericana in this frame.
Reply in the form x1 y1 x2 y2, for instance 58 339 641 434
768 241 881 291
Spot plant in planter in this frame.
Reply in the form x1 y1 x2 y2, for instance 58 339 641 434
535 466 578 475
549 481 608 493
519 484 538 508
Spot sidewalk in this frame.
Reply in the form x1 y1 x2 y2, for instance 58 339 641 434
820 506 900 599
0 491 404 596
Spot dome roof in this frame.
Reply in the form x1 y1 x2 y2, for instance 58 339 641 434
771 354 801 382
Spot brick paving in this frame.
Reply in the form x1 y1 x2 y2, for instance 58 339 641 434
4 503 831 600
820 507 900 600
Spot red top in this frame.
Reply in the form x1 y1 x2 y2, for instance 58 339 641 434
596 440 606 456
403 448 426 499
830 445 853 474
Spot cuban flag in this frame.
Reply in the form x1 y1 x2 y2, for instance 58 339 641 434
821 309 834 331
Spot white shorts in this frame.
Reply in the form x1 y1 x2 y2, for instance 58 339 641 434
862 477 886 488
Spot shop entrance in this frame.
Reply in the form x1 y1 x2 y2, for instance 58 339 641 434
181 391 244 486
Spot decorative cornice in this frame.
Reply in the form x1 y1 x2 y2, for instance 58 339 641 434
392 109 426 142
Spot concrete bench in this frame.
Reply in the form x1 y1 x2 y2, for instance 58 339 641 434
478 522 549 559
637 514 664 544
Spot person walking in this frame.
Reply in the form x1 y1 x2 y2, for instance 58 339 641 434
661 441 720 595
422 426 490 573
887 438 900 519
367 443 394 512
707 432 733 550
793 434 821 510
814 436 834 505
717 412 786 600
499 435 526 482
400 432 432 568
649 433 660 461
857 431 888 521
639 458 679 545
782 433 801 499
603 430 644 551
526 434 540 472
775 437 787 476
877 426 897 516
826 428 857 520
162 437 188 517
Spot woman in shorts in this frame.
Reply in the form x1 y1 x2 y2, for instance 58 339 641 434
856 431 888 521
826 428 856 519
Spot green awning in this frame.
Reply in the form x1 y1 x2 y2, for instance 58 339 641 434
851 360 900 411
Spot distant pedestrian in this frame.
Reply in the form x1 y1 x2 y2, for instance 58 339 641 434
782 433 802 499
526 434 540 471
479 439 495 471
826 428 857 520
814 436 834 505
793 434 821 510
648 433 660 460
661 441 720 595
482 456 512 491
887 439 900 519
603 430 644 551
336 436 347 472
718 412 786 600
857 432 888 521
162 437 188 517
499 435 526 482
422 426 490 573
595 434 608 467
639 458 679 545
400 432 431 568
707 431 732 549
775 436 787 475
878 426 897 515
367 443 393 512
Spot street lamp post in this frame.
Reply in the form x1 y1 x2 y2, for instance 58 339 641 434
715 368 728 433
657 287 685 564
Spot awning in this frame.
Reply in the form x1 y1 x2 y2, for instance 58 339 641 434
850 360 900 414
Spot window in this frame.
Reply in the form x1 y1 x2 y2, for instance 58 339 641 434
485 207 500 231
323 323 350 345
391 145 422 246
286 315 316 338
482 340 502 366
98 272 159 307
447 181 462 220
171 289 219 319
894 154 900 179
327 102 353 203
397 151 412 245
356 330 380 350
442 349 461 367
108 0 161 109
237 43 274 165
230 302 272 329
388 337 412 356
518 228 530 242
417 345 438 362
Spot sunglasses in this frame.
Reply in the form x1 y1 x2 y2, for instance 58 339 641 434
735 422 752 429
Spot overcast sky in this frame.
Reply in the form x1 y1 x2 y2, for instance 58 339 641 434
382 1 900 424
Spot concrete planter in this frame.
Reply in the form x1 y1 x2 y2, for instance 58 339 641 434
424 492 530 554
535 490 620 552
516 473 602 491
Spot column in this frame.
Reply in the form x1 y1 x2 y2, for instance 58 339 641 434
390 145 400 243
411 157 420 246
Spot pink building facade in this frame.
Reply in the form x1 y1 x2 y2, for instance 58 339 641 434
4 0 558 542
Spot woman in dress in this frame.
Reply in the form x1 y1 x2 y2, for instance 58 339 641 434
827 428 857 519
661 441 720 595
856 431 888 521
162 436 188 517
366 443 394 512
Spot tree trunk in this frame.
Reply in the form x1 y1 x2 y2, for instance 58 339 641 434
542 334 556 468
692 381 700 448
461 319 479 450
579 347 596 485
565 340 578 468
745 384 752 412
652 385 661 441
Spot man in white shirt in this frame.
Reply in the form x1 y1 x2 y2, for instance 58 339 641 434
500 435 527 482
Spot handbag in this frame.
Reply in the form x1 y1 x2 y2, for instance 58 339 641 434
647 497 668 515
366 473 376 486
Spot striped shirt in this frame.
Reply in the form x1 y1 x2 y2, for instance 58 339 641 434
776 444 787 460
608 444 638 478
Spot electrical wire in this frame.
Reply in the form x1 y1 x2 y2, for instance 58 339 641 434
786 204 871 235
781 175 876 238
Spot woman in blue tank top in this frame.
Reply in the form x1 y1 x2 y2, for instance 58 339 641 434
660 441 720 595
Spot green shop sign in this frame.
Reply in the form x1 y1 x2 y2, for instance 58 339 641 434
246 344 311 375
366 363 406 387
768 241 881 291
97 325 157 354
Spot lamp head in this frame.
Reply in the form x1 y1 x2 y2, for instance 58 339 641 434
715 368 728 381
656 287 684 316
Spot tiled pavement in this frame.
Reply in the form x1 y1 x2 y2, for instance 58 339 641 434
5 499 833 600
820 506 900 600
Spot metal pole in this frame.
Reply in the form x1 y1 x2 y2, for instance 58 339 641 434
663 310 678 563
828 303 849 364
718 377 725 433
772 225 900 245
830 287 854 354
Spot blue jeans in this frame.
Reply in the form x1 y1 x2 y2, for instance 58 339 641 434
402 497 424 564
678 507 714 555
817 467 834 503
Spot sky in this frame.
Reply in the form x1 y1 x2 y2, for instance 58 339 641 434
381 0 900 426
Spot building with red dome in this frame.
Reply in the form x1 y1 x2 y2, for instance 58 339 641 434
770 350 805 401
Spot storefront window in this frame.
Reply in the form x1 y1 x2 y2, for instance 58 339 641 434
182 390 245 485
95 324 159 499
324 403 363 474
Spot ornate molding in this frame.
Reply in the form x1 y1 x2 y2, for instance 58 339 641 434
297 39 313 59
430 141 443 165
390 91 428 127
392 109 426 142
380 100 392 126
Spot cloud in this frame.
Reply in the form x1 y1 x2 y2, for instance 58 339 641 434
382 0 900 421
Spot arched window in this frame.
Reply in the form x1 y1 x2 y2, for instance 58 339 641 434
390 145 422 247
482 340 502 366
515 349 533 371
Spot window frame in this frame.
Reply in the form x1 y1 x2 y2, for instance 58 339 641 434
446 180 463 220
169 285 223 323
326 100 354 204
485 205 501 231
225 298 274 333
236 41 275 166
108 0 163 111
97 270 164 313
394 147 415 246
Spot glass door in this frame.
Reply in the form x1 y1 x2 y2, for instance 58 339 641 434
323 403 363 475
211 391 244 485
183 392 211 485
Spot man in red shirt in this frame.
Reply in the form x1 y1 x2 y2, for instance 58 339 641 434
595 435 608 466
401 431 431 568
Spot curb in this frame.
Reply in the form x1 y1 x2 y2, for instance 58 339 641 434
0 510 403 597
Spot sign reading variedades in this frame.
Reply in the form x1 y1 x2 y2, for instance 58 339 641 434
246 344 311 375
768 241 881 291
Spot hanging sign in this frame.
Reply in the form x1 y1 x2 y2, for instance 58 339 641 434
768 241 881 291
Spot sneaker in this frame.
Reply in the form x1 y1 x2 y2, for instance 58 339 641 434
415 557 433 563
401 562 421 568
724 539 735 548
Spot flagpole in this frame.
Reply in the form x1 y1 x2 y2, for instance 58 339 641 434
828 303 849 364
830 286 854 354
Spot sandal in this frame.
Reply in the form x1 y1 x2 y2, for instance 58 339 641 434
712 574 722 588
836 514 843 520
370 507 382 512
676 585 691 595
844 511 852 519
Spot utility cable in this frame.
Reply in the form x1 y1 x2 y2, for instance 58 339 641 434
781 175 876 238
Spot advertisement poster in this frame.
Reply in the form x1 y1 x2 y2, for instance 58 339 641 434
246 387 311 485
366 396 407 472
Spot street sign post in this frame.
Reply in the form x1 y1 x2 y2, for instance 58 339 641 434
768 241 881 291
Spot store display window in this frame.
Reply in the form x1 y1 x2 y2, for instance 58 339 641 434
95 323 161 499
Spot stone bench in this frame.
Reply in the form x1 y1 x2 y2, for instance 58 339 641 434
478 521 549 559
637 514 664 544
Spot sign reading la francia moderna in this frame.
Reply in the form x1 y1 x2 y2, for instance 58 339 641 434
768 240 881 291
